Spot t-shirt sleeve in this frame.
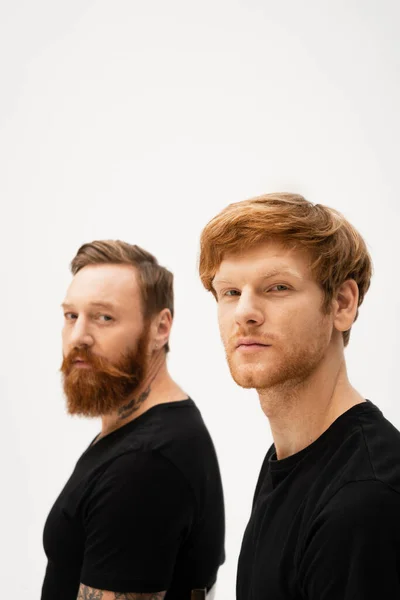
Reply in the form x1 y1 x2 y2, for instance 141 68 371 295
80 450 194 593
297 480 400 599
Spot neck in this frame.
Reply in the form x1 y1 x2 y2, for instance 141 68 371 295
99 351 188 440
258 346 365 460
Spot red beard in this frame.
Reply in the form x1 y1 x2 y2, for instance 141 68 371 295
60 327 150 417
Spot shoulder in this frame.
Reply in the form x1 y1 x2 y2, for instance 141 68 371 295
84 449 195 521
297 480 400 598
321 478 399 516
308 479 400 540
358 408 400 491
98 449 194 494
83 450 195 532
121 400 211 451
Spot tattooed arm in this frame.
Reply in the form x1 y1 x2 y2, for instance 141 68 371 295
77 584 166 600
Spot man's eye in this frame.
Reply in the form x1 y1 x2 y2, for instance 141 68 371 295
223 289 240 297
98 315 113 322
269 285 289 292
64 313 77 320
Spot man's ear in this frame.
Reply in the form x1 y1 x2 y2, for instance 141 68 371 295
332 279 359 334
151 308 172 352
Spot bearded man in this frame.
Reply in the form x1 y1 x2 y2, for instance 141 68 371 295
41 240 225 600
199 192 400 600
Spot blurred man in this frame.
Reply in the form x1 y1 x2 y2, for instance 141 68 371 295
199 193 400 599
41 240 225 600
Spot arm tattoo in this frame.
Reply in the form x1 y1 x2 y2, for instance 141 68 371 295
118 386 151 421
115 593 166 599
77 585 104 599
77 585 166 600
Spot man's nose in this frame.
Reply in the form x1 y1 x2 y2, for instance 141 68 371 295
234 290 265 328
69 316 94 348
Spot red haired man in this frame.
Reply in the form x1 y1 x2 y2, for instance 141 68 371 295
41 241 225 600
200 193 400 599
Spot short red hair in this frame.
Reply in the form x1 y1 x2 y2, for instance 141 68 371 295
199 193 372 346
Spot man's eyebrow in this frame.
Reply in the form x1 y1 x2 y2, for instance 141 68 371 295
212 278 231 286
61 301 117 311
213 268 300 286
260 267 301 279
61 302 73 310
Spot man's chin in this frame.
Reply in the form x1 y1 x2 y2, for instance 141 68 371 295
230 365 271 390
64 387 132 418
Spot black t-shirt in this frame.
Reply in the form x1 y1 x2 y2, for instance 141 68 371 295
41 399 225 600
237 400 400 600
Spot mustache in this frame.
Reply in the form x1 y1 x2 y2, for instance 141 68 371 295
228 330 276 347
60 347 137 381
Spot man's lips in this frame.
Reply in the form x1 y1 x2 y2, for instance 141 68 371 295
235 338 271 348
72 359 92 368
235 339 271 352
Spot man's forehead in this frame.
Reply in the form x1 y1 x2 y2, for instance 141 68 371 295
213 243 311 282
64 264 140 305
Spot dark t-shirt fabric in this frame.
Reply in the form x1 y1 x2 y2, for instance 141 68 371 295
237 400 400 600
41 398 225 600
